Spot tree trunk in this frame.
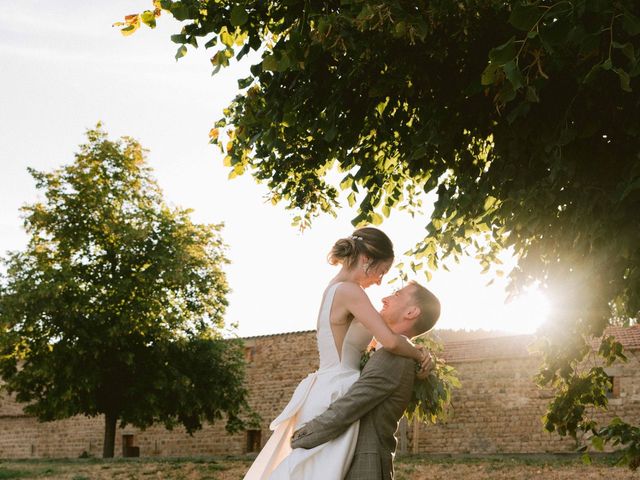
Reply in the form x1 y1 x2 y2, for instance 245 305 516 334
103 411 117 458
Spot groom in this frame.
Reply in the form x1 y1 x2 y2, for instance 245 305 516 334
291 281 440 479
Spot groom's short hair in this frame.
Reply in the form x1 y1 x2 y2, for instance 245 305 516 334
408 281 441 336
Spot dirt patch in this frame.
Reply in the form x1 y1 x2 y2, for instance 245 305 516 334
0 455 636 479
396 462 637 480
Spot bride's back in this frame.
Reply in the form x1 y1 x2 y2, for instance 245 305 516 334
317 282 371 371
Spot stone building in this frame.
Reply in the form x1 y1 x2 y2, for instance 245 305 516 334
1 326 639 459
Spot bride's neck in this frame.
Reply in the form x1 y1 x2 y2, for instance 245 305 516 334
333 266 364 286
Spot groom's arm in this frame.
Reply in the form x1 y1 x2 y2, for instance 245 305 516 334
290 350 414 449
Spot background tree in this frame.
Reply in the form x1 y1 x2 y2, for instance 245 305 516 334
0 125 255 458
122 0 640 467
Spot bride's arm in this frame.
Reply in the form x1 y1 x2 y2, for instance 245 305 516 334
338 283 425 363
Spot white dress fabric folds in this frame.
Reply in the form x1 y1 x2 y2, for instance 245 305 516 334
243 282 372 479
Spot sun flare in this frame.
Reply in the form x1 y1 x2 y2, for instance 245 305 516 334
395 255 555 335
500 287 551 334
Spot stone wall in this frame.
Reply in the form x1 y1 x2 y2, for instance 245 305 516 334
414 355 574 454
1 330 639 459
0 331 319 459
242 331 320 437
414 341 640 454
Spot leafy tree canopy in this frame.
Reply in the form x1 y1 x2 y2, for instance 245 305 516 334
0 125 256 457
122 0 640 467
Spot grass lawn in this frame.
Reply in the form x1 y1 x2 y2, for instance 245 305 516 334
0 454 635 479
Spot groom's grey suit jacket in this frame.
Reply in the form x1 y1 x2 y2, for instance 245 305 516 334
290 348 416 480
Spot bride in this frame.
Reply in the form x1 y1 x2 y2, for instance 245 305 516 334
243 227 429 479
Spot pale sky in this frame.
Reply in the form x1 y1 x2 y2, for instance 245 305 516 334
0 1 549 338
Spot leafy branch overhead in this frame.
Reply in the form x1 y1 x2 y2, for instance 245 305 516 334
120 0 640 468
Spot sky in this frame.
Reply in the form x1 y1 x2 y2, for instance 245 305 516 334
0 1 549 338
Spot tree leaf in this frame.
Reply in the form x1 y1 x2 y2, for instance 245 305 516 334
481 63 501 86
324 126 337 142
140 11 157 28
489 37 517 65
220 28 235 47
592 435 605 451
262 54 278 72
622 11 640 36
525 86 539 102
613 68 632 92
583 62 602 83
171 34 187 44
509 5 541 32
169 2 190 21
340 175 354 190
175 45 187 60
503 60 524 89
484 196 497 211
496 82 516 104
121 24 138 37
237 76 253 89
370 212 383 225
230 6 249 27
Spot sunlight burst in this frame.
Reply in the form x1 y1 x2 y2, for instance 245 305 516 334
501 287 551 334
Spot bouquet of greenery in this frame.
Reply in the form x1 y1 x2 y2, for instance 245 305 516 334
406 336 460 423
360 335 460 424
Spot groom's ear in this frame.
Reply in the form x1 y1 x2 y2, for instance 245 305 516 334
406 305 420 321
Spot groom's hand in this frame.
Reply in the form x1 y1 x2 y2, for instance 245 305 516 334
416 352 434 380
290 427 309 449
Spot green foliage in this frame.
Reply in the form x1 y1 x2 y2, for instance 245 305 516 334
596 418 640 470
124 0 640 468
0 125 257 457
0 468 28 479
360 336 460 424
404 336 461 424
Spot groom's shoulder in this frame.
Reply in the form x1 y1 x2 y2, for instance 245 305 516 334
376 347 412 359
372 348 415 368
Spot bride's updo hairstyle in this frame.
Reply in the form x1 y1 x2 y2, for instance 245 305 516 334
328 227 394 272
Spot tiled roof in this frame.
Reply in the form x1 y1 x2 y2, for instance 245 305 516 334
599 324 640 350
241 329 315 340
441 334 535 363
237 325 640 363
441 324 640 364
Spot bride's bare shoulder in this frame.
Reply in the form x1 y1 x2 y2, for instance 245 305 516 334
332 281 366 300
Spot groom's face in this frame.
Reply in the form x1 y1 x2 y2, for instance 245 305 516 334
380 284 417 327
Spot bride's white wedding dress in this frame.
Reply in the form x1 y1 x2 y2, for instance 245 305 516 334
243 282 372 479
